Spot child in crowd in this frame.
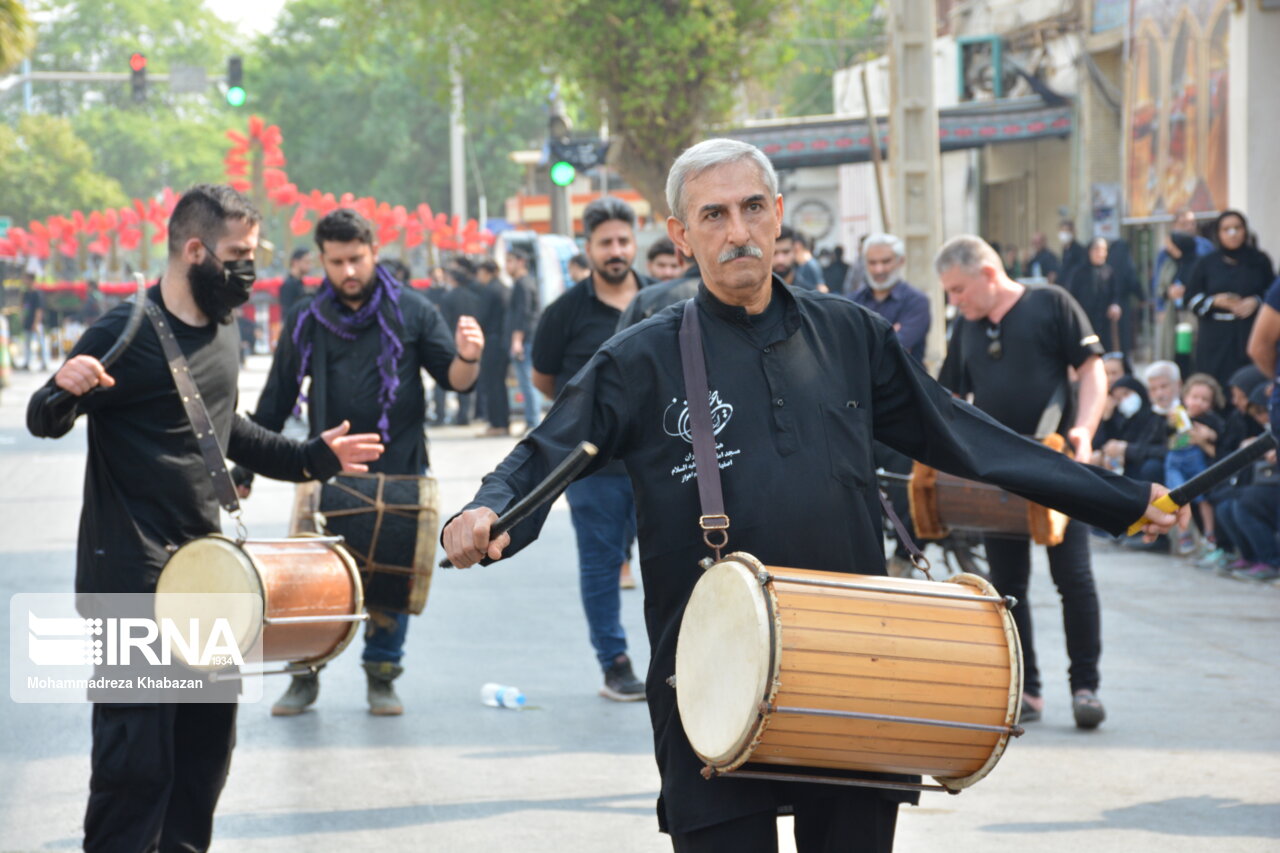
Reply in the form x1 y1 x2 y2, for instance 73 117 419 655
1164 373 1225 553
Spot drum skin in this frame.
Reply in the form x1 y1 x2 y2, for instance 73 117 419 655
676 553 1023 791
908 435 1069 546
156 535 363 668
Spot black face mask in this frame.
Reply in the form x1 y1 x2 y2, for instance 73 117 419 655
190 244 256 325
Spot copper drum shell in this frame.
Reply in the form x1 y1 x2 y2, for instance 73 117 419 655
156 535 364 668
675 553 1023 792
908 436 1069 547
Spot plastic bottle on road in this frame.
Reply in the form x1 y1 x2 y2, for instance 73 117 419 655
481 683 526 709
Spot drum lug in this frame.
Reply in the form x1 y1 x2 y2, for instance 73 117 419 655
1003 595 1018 609
1010 724 1025 737
756 569 772 586
698 557 715 571
700 764 717 780
666 674 677 689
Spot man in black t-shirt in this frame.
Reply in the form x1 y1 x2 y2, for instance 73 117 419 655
253 209 482 716
531 196 648 702
27 185 384 853
475 259 511 435
938 234 1112 730
278 247 313 316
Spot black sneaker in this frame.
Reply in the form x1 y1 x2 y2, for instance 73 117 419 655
600 654 646 702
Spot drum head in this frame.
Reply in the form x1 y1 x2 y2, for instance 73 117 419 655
155 536 264 668
676 557 776 767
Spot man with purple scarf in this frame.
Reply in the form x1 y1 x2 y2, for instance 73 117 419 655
252 208 483 715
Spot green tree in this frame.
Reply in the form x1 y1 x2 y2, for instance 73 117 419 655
768 0 883 117
249 0 545 216
369 0 788 218
9 1 240 204
0 0 35 73
0 114 127 223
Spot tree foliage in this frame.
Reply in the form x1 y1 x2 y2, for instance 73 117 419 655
7 1 239 202
0 115 127 223
249 0 546 217
0 0 35 73
370 0 790 218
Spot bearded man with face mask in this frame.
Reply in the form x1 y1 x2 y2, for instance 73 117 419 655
26 185 386 851
847 232 931 362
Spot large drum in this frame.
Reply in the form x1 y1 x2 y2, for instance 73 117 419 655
675 552 1023 792
908 436 1070 547
292 473 439 615
155 535 364 669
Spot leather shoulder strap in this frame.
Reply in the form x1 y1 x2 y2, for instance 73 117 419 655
678 300 729 557
145 302 241 515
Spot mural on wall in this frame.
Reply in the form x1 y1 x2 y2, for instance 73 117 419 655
1124 0 1230 219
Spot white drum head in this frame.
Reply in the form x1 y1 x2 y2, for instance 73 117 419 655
154 536 264 668
675 557 775 767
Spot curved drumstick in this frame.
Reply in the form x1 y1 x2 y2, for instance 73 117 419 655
1126 431 1278 536
439 441 599 568
47 273 148 407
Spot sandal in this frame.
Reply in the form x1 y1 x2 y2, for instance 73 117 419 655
1072 689 1106 730
1019 693 1043 723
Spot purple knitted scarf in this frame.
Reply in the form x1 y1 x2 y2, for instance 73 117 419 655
291 263 406 441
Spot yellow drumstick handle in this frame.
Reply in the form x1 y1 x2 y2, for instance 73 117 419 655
1126 493 1180 537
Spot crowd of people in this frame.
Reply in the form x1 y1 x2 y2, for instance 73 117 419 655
13 141 1268 852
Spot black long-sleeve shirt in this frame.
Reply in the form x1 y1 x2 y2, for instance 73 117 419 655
27 285 340 595
505 273 540 347
456 279 1151 834
252 287 461 475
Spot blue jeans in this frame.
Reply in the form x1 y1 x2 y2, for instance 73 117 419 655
512 354 541 429
363 610 410 664
565 473 635 669
1165 446 1208 503
1216 485 1280 565
23 326 48 370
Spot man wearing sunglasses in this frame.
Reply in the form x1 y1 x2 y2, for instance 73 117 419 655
938 234 1110 731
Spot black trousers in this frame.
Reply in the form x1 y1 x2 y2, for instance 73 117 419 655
478 348 510 429
984 520 1101 697
85 702 237 853
671 796 899 853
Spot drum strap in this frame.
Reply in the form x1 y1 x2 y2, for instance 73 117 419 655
145 303 244 528
877 487 932 580
678 300 730 559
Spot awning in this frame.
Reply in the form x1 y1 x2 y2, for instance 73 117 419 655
725 96 1074 170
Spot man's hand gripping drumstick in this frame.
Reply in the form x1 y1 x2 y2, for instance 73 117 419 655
1136 483 1189 542
442 441 598 568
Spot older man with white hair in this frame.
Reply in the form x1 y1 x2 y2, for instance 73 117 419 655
848 232 931 361
443 141 1182 852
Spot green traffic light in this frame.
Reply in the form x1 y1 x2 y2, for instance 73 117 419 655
549 160 576 187
226 85 246 107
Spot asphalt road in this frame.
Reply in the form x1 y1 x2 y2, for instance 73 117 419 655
1 357 1277 852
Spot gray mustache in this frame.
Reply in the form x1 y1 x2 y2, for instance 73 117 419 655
717 244 764 263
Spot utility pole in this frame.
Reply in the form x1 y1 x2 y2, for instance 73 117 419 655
548 86 573 237
887 0 945 370
449 47 467 223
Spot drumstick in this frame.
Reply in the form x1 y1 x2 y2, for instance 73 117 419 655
1126 431 1278 536
439 441 599 568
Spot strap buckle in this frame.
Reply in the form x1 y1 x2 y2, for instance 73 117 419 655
230 508 249 543
699 514 730 531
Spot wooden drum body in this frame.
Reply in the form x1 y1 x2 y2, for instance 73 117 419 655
908 436 1069 547
155 535 364 669
675 552 1023 792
